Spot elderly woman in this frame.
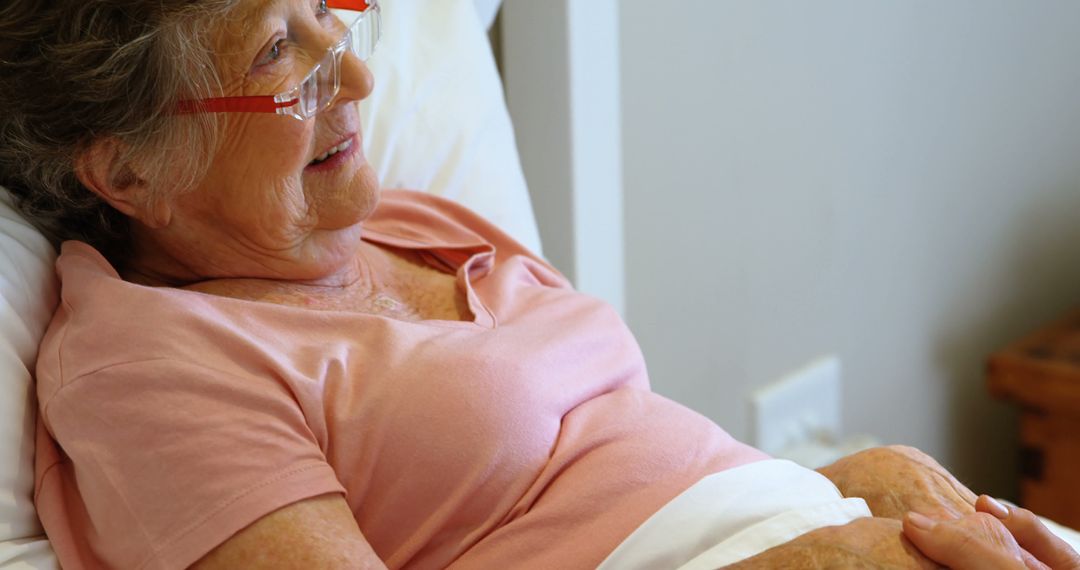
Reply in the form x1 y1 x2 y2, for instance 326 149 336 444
0 0 1036 568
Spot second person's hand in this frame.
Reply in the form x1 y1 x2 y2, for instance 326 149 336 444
902 495 1080 570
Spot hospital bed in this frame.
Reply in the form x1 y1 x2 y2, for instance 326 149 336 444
0 0 1077 567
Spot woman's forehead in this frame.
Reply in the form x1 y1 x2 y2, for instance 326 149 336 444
229 0 315 22
215 0 315 50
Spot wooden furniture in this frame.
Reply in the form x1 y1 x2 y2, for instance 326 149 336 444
987 308 1080 529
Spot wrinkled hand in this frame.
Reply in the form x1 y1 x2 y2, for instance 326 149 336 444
817 445 978 520
726 516 940 569
903 495 1080 570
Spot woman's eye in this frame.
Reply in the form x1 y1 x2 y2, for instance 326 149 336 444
258 39 286 66
316 0 329 15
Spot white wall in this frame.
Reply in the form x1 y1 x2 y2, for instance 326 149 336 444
501 0 625 313
621 0 1080 498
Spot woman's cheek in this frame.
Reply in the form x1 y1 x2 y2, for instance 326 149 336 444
274 177 317 227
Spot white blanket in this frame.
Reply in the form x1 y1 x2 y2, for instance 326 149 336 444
598 459 871 569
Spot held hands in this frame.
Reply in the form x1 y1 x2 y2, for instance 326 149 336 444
739 446 1076 569
902 495 1080 570
816 445 1079 568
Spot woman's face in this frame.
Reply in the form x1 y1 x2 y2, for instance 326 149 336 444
141 0 379 284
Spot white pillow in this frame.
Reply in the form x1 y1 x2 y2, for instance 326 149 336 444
0 190 58 564
0 0 532 564
359 0 541 254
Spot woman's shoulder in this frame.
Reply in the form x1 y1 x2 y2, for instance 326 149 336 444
39 242 272 391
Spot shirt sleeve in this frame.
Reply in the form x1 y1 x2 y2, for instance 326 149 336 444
40 358 346 570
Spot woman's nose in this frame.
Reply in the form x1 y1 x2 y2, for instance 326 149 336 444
337 52 374 104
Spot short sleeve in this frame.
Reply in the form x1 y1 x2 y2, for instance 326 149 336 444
40 358 346 570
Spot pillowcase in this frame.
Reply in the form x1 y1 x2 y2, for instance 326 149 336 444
358 0 541 253
0 190 57 560
0 0 531 563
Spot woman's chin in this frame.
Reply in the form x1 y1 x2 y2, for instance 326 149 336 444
313 167 381 229
296 225 366 275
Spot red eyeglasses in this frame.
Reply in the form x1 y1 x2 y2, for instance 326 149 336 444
176 0 381 121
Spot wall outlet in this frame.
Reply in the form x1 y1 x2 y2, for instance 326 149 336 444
751 356 842 456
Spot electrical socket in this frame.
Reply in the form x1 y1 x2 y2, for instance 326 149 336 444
750 356 842 456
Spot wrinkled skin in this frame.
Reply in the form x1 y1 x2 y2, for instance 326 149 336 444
903 495 1080 570
817 445 979 520
729 445 982 568
727 517 940 569
906 511 1036 570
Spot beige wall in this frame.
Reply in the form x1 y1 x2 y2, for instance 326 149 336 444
620 0 1080 498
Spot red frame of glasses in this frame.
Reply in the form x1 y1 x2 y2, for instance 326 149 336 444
176 0 372 115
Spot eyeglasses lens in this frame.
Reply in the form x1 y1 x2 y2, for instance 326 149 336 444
300 5 380 119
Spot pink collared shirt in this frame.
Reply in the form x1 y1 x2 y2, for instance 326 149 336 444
34 190 766 569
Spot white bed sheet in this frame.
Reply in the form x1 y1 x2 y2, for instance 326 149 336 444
0 538 56 570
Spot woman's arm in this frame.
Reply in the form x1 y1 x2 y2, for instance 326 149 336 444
190 494 387 570
725 517 940 569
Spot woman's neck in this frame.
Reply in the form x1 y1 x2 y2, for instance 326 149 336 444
119 222 372 289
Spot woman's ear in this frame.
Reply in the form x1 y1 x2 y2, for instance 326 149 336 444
75 138 172 228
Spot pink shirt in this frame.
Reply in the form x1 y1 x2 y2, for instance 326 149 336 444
34 190 766 570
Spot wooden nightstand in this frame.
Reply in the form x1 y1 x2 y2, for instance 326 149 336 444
987 308 1080 529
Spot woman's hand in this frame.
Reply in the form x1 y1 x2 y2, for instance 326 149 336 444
726 516 940 569
902 495 1080 570
817 445 978 520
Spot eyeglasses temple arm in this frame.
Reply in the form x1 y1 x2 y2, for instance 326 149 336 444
327 0 371 10
176 96 298 115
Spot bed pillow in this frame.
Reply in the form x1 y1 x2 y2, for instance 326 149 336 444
358 0 541 253
0 190 57 553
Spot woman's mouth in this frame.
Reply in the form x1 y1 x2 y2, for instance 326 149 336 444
305 135 360 173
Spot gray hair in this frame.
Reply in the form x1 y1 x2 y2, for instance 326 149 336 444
0 0 239 264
